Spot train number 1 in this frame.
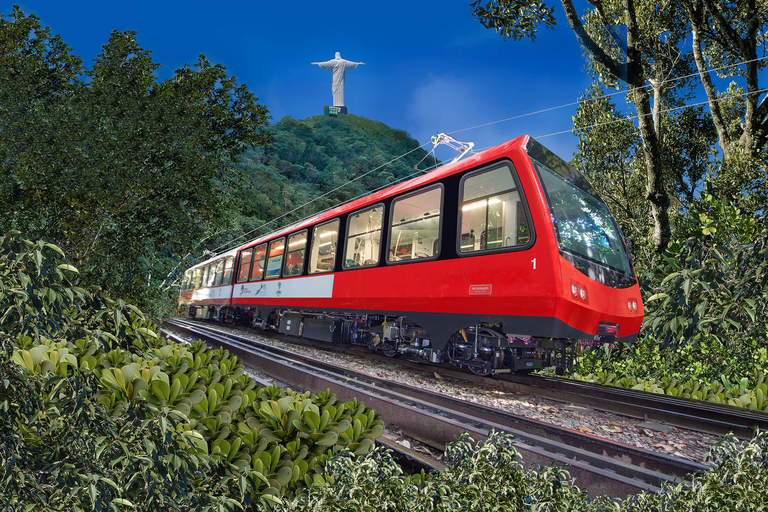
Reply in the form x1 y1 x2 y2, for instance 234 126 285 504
531 258 537 270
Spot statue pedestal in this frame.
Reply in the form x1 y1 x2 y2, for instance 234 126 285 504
324 105 348 116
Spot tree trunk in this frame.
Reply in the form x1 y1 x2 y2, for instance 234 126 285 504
624 0 670 251
561 0 671 251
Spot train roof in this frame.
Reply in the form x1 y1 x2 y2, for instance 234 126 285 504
185 245 243 272
241 135 530 248
186 135 531 272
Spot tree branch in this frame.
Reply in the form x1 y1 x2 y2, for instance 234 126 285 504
560 0 626 80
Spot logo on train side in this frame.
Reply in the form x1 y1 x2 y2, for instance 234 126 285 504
239 285 250 295
469 284 493 295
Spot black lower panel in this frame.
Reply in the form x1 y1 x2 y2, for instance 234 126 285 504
252 304 637 350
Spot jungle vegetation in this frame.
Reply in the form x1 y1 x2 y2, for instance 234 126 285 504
2 2 768 509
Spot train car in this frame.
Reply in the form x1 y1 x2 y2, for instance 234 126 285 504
179 247 238 320
181 135 644 374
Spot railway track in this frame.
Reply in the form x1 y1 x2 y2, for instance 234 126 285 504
336 342 768 440
176 318 768 439
163 318 713 499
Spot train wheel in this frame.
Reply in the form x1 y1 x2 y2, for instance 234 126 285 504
469 364 492 376
382 342 398 357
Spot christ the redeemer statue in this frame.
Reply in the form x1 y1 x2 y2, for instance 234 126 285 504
311 52 364 107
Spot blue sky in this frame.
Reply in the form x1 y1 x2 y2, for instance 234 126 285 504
18 0 596 161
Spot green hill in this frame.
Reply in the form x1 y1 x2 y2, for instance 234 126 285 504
228 115 433 244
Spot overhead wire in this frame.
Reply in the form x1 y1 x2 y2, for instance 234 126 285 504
447 54 768 138
208 141 432 255
199 54 768 261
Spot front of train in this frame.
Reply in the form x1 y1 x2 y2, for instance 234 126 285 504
525 138 644 346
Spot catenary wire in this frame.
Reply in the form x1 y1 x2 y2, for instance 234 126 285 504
195 55 768 262
206 142 433 255
447 55 768 137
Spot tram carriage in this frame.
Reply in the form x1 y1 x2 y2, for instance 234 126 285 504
178 135 644 375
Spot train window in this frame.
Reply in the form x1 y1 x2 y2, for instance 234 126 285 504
265 238 285 279
236 248 253 283
181 273 190 291
344 205 383 268
459 165 531 253
284 231 307 277
388 186 442 263
222 257 235 285
250 244 267 281
193 268 203 289
201 266 210 288
207 260 220 287
309 219 339 274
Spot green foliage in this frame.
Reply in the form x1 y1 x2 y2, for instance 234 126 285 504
642 194 766 348
623 431 768 512
0 7 272 317
226 114 430 247
470 0 557 42
1 231 384 509
280 431 611 511
280 429 768 511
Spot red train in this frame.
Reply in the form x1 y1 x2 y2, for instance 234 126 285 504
179 136 643 374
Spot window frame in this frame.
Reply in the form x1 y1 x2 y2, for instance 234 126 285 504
264 237 286 280
250 244 268 281
386 184 444 266
455 160 535 258
283 230 308 277
201 265 210 288
209 259 222 287
236 248 254 284
222 257 235 286
309 218 340 274
343 203 385 270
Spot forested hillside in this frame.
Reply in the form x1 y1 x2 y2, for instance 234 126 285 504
223 115 432 251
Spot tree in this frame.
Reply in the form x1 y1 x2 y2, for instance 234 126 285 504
572 86 648 251
471 0 768 244
0 7 272 314
684 0 768 212
472 0 679 251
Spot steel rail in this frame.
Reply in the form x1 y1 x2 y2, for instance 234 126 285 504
164 319 711 498
208 319 767 439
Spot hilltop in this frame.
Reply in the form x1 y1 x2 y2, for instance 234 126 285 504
229 115 434 240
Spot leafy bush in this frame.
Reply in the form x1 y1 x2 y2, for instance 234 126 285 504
279 430 768 512
0 231 384 509
279 431 611 512
642 194 767 349
624 431 768 512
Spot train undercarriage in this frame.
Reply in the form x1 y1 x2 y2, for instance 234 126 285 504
187 304 575 375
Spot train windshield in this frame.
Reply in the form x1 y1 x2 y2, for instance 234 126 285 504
526 139 636 288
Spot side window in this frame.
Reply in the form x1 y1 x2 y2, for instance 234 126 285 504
250 244 267 281
344 205 384 268
201 266 210 288
284 231 307 277
265 238 285 279
222 257 235 285
459 165 531 253
208 260 221 287
388 187 442 263
309 219 339 274
236 248 253 283
193 268 203 289
181 273 190 291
